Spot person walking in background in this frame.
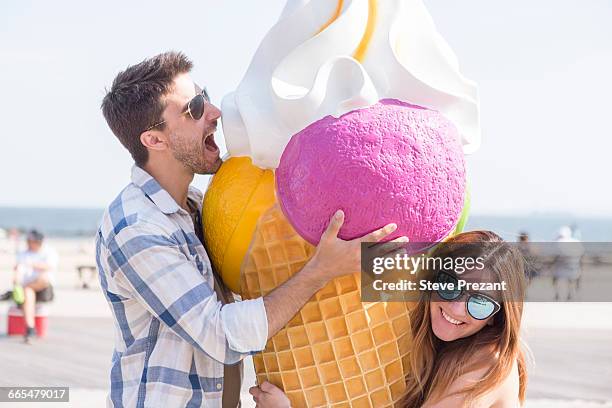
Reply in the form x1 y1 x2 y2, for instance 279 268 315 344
518 231 538 281
551 226 584 301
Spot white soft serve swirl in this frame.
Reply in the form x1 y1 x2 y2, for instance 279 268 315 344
222 0 480 169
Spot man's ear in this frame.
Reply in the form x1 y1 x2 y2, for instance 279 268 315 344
140 130 168 152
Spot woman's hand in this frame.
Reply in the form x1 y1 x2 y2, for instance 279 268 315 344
248 381 291 408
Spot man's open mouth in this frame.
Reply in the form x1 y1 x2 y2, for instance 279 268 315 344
203 131 219 153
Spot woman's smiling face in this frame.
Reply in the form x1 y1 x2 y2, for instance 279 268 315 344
430 299 492 341
429 269 501 342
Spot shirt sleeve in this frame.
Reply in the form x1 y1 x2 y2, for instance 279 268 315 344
221 297 268 353
104 222 268 364
44 248 59 270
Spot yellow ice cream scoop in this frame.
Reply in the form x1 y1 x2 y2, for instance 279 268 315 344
202 157 275 293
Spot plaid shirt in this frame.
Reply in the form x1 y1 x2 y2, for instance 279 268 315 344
96 165 268 407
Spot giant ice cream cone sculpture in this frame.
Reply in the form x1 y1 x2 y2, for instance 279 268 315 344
241 205 414 406
203 0 480 406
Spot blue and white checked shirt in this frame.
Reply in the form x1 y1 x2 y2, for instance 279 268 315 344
96 165 268 407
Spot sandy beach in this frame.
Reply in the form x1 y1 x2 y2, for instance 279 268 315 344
0 237 611 407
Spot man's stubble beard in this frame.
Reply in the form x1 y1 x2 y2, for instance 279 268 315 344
168 132 221 175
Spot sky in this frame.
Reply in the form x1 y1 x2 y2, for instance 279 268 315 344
1 0 611 216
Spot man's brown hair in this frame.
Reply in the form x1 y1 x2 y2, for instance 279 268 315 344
101 51 193 166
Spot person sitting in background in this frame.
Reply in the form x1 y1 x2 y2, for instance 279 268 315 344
13 230 57 343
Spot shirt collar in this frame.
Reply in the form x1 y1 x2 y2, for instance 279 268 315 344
131 165 203 215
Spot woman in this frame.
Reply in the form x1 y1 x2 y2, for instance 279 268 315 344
250 231 528 407
403 230 527 407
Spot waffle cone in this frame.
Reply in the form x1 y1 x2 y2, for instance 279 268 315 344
241 205 413 407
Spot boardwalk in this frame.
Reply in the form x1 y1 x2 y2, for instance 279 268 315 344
0 316 113 389
0 289 611 407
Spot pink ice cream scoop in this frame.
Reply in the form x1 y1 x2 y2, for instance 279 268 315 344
276 99 466 246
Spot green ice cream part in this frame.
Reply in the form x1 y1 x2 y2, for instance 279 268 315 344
453 182 471 235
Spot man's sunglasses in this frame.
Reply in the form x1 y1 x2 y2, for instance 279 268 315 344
434 271 501 320
145 87 210 132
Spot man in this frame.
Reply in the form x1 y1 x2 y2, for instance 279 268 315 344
13 230 56 343
98 51 404 407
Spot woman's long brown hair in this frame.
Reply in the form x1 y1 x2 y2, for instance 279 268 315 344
401 231 528 407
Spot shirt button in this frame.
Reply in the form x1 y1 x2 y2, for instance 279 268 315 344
216 383 222 390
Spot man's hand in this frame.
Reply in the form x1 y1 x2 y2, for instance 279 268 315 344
249 381 290 408
262 209 408 338
308 210 407 281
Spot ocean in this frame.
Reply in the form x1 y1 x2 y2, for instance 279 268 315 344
0 207 610 242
